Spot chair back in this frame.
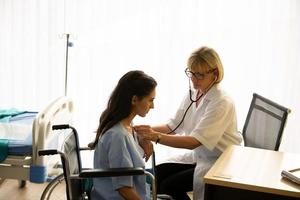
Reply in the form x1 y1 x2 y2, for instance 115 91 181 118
242 93 290 151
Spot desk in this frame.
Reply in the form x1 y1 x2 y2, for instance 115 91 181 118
204 145 300 200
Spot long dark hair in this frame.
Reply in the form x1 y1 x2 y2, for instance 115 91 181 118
89 70 157 149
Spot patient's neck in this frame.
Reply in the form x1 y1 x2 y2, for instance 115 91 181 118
120 116 134 134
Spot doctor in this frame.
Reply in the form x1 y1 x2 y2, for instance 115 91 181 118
135 46 243 200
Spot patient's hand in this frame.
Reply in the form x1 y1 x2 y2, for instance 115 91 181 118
136 132 153 162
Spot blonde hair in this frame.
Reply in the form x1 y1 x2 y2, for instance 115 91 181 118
187 46 224 83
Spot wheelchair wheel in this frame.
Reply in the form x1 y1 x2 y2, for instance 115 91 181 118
40 173 65 200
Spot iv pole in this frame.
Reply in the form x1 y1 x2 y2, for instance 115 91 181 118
64 33 73 96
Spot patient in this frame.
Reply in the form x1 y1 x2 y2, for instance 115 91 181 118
89 70 156 200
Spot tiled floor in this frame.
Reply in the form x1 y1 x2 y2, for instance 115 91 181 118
0 178 193 200
0 178 66 200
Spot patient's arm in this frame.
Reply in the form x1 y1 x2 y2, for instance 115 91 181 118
118 186 141 200
138 136 153 162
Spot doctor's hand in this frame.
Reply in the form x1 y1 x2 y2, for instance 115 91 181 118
134 125 159 142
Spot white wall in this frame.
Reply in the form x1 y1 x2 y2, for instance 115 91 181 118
1 0 299 157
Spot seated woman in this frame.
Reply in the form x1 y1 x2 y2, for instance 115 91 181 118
89 70 157 200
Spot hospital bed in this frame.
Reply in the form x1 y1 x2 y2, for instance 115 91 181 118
0 96 73 187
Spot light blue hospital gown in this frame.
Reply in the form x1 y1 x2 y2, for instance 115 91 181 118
90 122 149 200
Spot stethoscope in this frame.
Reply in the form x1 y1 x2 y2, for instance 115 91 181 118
165 75 217 134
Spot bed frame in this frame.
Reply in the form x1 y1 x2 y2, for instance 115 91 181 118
0 96 73 186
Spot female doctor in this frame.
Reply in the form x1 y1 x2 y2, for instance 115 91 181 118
135 46 243 200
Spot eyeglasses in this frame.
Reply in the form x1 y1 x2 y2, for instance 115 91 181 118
185 68 215 80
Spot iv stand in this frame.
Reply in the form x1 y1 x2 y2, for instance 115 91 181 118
64 33 73 96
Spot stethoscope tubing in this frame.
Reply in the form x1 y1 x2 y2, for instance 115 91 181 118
166 77 216 134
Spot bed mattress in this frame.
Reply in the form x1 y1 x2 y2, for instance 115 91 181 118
0 112 37 156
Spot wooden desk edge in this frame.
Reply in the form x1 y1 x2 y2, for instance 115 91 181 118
204 176 300 198
204 145 300 198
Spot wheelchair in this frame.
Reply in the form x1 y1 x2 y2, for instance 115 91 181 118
38 124 173 200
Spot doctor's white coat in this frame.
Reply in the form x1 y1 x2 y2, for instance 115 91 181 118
166 84 243 200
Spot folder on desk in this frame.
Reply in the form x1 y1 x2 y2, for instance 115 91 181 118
281 168 300 185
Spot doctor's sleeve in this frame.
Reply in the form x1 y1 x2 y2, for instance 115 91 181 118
191 100 235 151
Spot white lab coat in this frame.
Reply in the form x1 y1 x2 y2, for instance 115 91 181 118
166 84 243 200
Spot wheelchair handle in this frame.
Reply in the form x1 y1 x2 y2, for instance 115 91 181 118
38 149 58 156
52 124 70 130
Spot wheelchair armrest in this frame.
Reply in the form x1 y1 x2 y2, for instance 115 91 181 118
79 167 145 178
80 147 92 151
